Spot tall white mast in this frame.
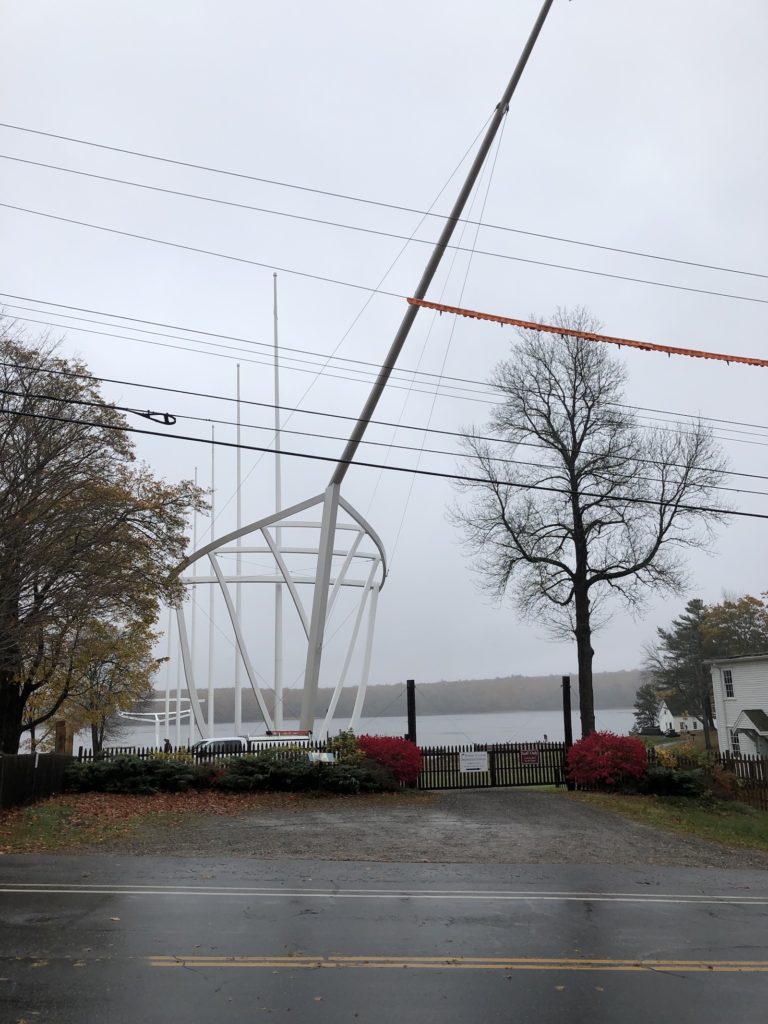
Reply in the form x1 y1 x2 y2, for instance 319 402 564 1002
175 638 182 748
207 425 216 738
163 605 172 743
273 273 284 730
235 365 243 735
190 466 198 715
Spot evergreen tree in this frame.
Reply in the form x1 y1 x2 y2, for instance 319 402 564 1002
646 595 768 750
633 681 661 732
646 599 712 747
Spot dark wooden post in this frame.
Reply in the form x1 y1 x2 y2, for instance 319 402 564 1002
406 679 417 745
54 720 73 755
562 676 575 790
489 748 498 787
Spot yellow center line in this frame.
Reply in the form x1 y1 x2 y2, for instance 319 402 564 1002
147 955 768 973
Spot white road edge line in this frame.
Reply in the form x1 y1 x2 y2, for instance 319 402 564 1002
0 883 765 901
1 887 767 906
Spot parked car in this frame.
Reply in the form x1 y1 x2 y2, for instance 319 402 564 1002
190 733 314 758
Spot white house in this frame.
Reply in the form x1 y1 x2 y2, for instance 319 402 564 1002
707 654 768 756
657 700 702 736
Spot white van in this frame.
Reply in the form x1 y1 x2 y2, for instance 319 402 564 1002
190 736 249 756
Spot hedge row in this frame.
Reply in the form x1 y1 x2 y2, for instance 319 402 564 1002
566 732 738 800
65 752 402 795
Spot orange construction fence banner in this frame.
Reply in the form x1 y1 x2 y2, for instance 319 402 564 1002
407 298 768 369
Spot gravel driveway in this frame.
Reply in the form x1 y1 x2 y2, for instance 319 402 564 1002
92 789 768 870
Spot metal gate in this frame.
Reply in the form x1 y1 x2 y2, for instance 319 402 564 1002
417 742 566 790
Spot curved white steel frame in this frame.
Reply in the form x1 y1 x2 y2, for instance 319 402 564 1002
175 493 387 740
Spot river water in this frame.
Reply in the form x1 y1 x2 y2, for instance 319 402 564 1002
90 708 635 751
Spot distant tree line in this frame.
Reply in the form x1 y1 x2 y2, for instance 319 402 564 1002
197 670 644 724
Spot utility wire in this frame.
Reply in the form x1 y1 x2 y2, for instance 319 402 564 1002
4 384 765 500
4 357 768 481
3 200 766 309
5 152 768 307
1 122 765 281
5 304 768 444
3 403 766 523
5 289 767 432
7 309 768 449
0 202 405 300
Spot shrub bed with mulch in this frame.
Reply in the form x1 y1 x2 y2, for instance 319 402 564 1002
64 735 422 796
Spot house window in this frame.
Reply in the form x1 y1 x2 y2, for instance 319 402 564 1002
730 729 741 756
723 669 734 698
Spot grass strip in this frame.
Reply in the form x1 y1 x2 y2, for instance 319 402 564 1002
570 791 768 852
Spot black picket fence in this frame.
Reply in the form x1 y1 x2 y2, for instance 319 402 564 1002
76 741 329 763
77 745 195 762
0 753 72 810
648 749 768 813
76 740 566 788
725 754 768 812
72 742 768 810
416 742 567 791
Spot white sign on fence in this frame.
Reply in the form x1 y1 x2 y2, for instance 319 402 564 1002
459 751 489 773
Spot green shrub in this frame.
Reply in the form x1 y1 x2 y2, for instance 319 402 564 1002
640 766 707 798
148 749 195 765
210 753 397 794
65 756 204 794
357 757 398 792
326 730 363 765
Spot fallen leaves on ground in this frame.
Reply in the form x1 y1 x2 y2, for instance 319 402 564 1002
0 789 430 854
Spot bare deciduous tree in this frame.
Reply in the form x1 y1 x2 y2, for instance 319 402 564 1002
452 308 727 736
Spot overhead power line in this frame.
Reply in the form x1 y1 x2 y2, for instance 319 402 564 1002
0 202 405 300
5 291 768 441
410 299 768 370
9 308 768 447
3 154 768 306
4 384 767 501
3 403 766 523
4 355 768 481
3 198 766 309
1 122 765 281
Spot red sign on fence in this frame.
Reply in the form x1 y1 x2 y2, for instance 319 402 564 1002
520 747 540 767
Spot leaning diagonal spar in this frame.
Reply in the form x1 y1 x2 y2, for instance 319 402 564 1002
299 0 558 729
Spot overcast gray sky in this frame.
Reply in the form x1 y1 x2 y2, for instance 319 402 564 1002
2 1 767 702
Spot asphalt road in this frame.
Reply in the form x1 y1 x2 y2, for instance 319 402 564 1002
1 856 767 1023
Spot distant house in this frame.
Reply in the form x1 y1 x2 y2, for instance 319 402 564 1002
707 654 768 756
657 698 702 736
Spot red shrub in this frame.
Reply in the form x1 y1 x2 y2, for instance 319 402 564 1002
566 732 648 789
357 735 422 785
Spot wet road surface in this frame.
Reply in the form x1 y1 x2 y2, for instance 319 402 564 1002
1 856 767 1022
